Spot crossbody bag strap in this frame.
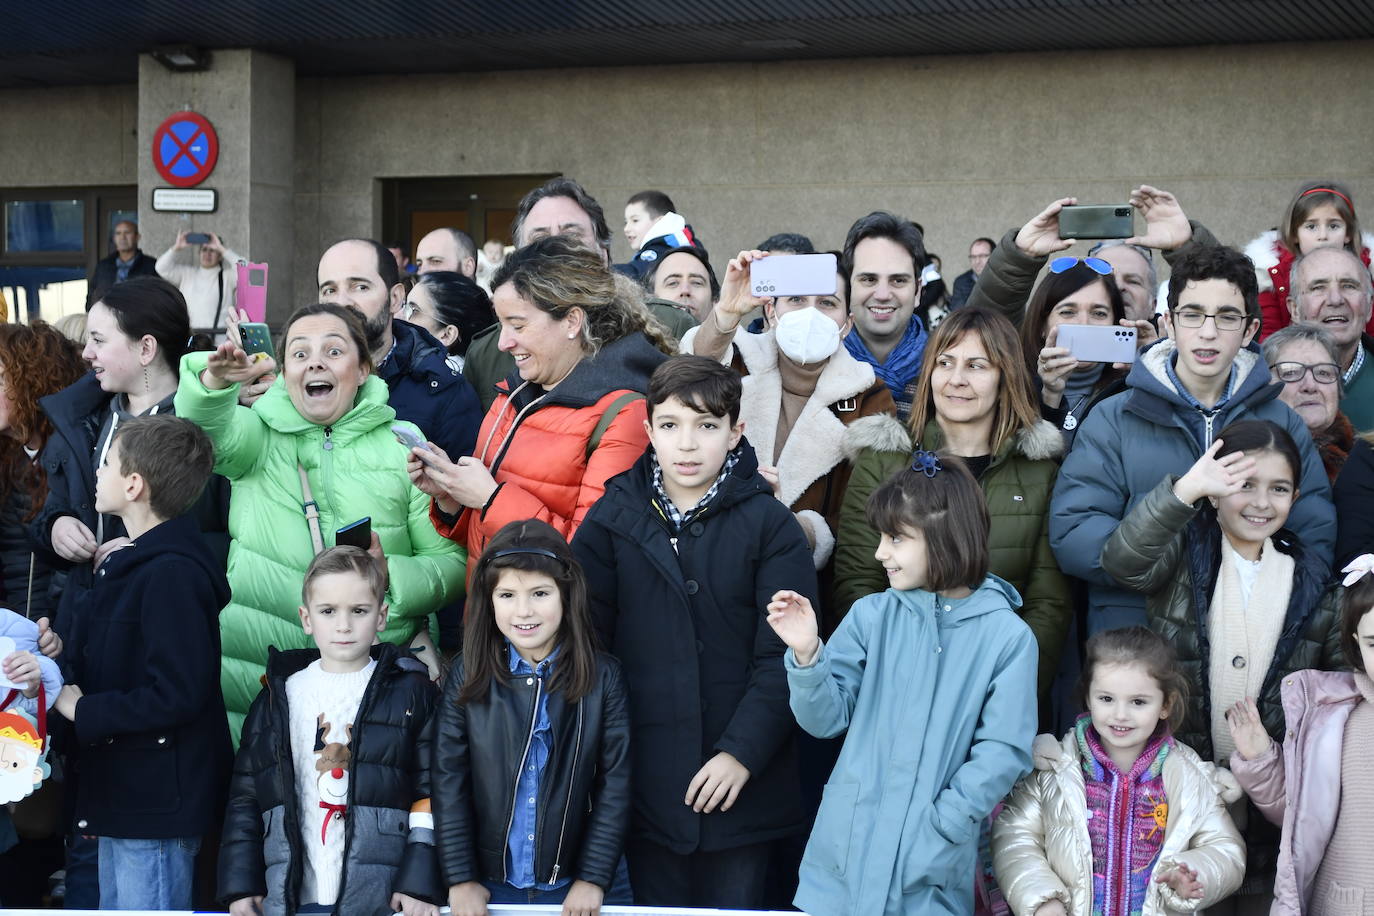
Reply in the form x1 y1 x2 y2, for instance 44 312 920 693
297 463 325 555
585 392 645 461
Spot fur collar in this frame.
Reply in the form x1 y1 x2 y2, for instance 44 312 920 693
848 417 1063 464
1244 230 1374 292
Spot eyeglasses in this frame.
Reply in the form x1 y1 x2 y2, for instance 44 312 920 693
1050 256 1112 276
1170 308 1249 331
401 301 421 321
1270 361 1340 385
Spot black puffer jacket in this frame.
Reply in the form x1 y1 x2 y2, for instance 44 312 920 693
572 440 816 853
430 653 631 890
218 644 440 915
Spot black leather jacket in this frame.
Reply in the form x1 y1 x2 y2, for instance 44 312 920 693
431 652 631 890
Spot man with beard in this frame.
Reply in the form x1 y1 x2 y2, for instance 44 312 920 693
317 238 482 460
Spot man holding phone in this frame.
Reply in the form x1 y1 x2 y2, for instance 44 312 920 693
839 211 929 421
156 229 243 333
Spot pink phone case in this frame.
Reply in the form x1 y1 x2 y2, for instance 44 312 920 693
235 261 269 323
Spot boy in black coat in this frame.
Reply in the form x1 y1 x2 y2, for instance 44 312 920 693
49 415 231 910
571 355 819 909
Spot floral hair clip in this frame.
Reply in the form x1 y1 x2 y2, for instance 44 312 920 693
910 448 943 479
1341 554 1374 587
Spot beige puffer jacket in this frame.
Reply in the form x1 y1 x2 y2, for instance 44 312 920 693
992 732 1246 915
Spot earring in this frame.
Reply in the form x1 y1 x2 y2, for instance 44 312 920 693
143 365 150 392
568 333 576 339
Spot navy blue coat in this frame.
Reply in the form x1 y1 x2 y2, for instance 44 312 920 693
381 319 482 460
65 513 232 839
88 250 158 307
572 439 817 854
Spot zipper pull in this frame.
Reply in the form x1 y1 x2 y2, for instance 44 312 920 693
323 425 334 451
669 536 679 554
550 864 560 883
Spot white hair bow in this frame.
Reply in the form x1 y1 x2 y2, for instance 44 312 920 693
1341 554 1374 587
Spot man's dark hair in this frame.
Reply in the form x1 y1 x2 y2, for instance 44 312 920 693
512 178 612 255
331 238 402 293
442 228 477 267
841 211 928 303
627 190 676 220
642 246 721 300
1166 245 1260 321
112 415 214 520
758 232 815 254
972 237 997 251
648 355 743 425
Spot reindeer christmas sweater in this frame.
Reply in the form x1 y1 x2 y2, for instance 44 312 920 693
285 659 376 907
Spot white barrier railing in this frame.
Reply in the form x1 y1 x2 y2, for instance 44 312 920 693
5 908 805 915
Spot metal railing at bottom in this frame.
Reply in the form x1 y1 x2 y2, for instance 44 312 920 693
6 908 806 915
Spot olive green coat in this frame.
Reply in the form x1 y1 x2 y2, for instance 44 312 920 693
834 419 1071 697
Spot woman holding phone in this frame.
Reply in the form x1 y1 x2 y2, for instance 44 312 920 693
679 249 905 628
175 302 464 740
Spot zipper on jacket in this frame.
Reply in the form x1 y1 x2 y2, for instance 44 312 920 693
1202 410 1215 448
502 672 543 885
547 701 584 885
329 651 390 913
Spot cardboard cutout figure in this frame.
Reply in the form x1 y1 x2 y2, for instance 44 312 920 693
0 708 48 803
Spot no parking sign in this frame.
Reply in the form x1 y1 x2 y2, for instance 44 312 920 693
151 111 219 188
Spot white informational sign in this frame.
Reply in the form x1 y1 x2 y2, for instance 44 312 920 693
151 187 218 212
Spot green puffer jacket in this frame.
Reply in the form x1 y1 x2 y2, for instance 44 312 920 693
834 418 1070 698
1100 476 1344 758
175 352 465 740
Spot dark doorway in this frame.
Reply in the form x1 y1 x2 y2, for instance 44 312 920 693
381 174 559 262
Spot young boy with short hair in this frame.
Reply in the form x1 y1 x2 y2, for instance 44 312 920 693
571 355 819 909
50 414 230 910
218 546 440 916
1051 245 1337 634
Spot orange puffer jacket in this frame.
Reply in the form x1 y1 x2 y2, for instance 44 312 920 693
432 332 666 584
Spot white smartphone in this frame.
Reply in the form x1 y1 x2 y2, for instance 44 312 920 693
750 252 838 298
1057 324 1137 364
392 424 436 464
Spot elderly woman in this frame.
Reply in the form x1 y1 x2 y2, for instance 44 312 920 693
1264 324 1352 483
835 307 1071 701
410 236 675 581
176 302 465 737
1263 323 1352 481
679 249 905 623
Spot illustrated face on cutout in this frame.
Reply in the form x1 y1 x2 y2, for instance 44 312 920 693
0 712 46 802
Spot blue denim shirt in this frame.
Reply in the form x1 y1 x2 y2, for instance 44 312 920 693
504 642 568 890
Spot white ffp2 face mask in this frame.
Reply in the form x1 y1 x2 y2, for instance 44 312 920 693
774 306 842 365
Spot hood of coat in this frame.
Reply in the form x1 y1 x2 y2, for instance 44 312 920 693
253 372 397 444
1280 668 1364 727
105 512 231 610
39 371 110 433
889 572 1022 623
862 417 1064 466
1126 337 1275 414
502 331 667 412
379 317 454 384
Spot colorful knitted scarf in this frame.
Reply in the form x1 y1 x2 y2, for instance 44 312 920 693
1075 714 1172 916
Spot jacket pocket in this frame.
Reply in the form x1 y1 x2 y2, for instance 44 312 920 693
901 807 975 893
86 733 181 815
802 782 858 877
1319 881 1365 913
350 805 408 867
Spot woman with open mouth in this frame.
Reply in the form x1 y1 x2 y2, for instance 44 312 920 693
175 302 465 743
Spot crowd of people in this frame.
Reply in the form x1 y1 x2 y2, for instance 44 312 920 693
0 174 1370 916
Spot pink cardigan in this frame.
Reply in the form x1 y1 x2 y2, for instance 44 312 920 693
1229 669 1366 915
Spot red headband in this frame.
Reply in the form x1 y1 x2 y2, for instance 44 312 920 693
1301 186 1354 211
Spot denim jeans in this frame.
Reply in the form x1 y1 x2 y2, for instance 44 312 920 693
98 835 200 910
483 856 633 906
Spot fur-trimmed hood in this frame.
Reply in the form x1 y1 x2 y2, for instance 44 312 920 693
847 416 1064 465
1245 229 1374 292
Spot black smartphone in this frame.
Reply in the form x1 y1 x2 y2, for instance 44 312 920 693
1059 205 1133 239
335 517 372 550
186 232 212 245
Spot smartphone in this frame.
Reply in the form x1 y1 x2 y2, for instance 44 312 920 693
1058 204 1134 240
392 424 436 464
750 252 838 298
336 517 372 550
236 261 269 323
186 232 212 245
1057 324 1137 364
239 322 273 357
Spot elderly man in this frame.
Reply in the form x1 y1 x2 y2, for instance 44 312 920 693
1263 323 1351 481
89 220 158 306
1288 246 1374 431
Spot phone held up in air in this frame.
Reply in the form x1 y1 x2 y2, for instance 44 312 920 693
1057 324 1137 364
235 261 269 323
335 517 372 550
1058 204 1134 240
238 322 273 357
186 232 212 245
750 252 838 298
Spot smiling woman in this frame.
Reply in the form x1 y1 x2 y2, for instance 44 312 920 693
173 302 465 740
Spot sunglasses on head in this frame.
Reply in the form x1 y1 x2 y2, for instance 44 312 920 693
1049 256 1112 276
